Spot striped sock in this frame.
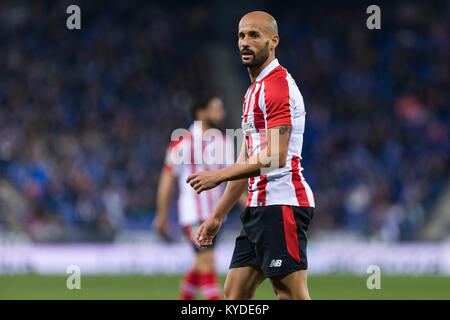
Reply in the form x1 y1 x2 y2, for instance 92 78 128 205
180 269 198 300
199 271 221 300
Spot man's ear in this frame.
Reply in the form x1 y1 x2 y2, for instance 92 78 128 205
270 34 279 50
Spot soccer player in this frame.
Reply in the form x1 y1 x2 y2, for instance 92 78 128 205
154 95 228 300
186 11 315 300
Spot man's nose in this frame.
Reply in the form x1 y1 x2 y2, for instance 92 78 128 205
240 44 250 52
240 35 250 47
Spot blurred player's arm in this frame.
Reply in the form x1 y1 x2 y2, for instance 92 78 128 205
153 166 176 236
187 125 291 194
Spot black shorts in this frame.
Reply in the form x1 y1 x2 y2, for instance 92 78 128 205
229 205 314 278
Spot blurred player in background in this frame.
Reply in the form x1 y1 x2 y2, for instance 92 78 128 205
187 11 315 300
154 95 244 300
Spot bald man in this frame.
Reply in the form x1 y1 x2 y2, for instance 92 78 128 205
186 11 315 300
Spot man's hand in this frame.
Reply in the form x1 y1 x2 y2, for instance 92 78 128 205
186 171 223 194
194 216 223 247
152 215 167 236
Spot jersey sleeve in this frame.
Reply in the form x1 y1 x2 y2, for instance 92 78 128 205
264 76 292 128
163 138 184 176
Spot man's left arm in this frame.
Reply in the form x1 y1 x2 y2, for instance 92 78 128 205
186 125 292 194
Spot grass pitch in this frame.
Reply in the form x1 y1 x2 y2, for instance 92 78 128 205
1 274 449 300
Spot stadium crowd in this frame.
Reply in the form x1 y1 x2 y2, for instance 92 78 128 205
0 1 448 241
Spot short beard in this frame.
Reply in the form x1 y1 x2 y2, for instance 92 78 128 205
242 41 270 69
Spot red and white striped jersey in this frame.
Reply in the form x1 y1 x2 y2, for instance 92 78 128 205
242 59 315 208
164 123 229 226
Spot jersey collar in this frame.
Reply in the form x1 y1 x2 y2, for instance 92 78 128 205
255 58 280 82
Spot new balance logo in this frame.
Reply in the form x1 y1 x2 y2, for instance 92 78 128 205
269 259 282 267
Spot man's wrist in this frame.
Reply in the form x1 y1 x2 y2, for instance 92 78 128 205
155 211 166 219
211 211 225 222
216 167 229 183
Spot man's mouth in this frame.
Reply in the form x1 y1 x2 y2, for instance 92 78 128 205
241 50 254 59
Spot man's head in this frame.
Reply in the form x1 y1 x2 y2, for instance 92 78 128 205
238 11 279 68
191 95 226 129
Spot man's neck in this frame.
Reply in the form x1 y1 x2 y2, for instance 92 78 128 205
247 56 275 83
201 122 211 132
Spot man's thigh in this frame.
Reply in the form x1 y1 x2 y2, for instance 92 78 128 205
224 265 266 300
269 269 310 300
